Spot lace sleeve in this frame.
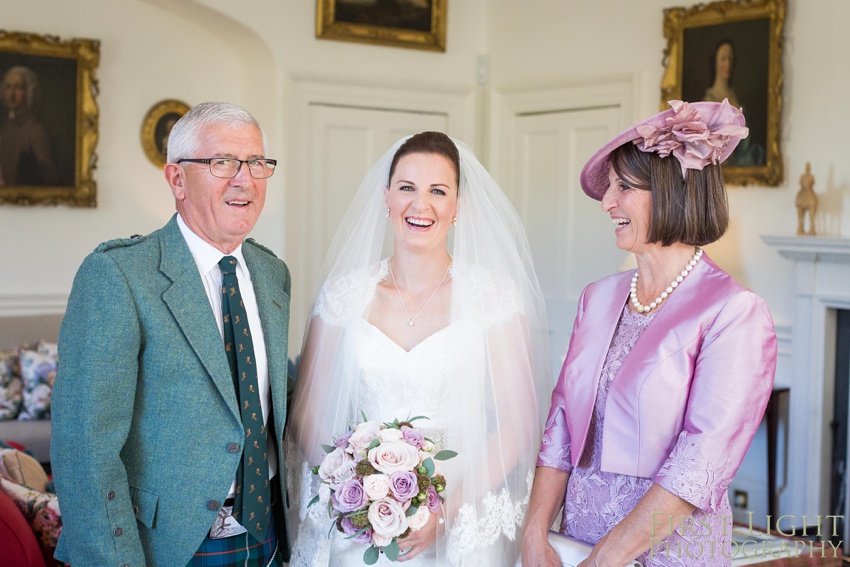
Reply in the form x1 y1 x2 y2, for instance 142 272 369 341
312 261 387 326
452 265 522 328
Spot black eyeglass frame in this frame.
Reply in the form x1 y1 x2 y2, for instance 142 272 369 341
176 157 278 179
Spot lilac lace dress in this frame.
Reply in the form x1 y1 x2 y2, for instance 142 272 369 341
561 305 732 566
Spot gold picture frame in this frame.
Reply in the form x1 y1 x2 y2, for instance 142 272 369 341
317 0 447 52
661 0 786 186
0 30 99 206
141 99 191 169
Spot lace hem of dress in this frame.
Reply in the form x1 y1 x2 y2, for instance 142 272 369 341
446 469 534 564
288 461 333 567
656 431 731 513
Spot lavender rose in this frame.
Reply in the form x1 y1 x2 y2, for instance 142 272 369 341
341 516 372 544
368 497 408 538
332 479 368 513
389 471 420 502
400 426 425 449
334 428 354 448
425 485 441 513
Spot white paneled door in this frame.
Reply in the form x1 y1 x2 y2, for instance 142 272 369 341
287 102 447 351
508 105 628 379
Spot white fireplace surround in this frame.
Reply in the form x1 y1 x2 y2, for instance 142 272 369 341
763 235 850 525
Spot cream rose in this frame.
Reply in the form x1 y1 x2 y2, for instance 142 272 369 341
318 448 354 486
363 474 390 500
368 498 408 538
372 532 392 548
368 441 421 475
377 427 403 443
407 504 431 531
348 421 381 456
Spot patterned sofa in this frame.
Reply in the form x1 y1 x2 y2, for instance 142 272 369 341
0 313 63 465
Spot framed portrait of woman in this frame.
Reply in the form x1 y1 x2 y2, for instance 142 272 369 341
661 0 786 186
316 0 447 52
0 30 99 206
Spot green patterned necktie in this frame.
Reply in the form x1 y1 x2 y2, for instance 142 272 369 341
219 255 270 542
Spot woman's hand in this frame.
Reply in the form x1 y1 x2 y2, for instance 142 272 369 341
521 529 562 567
396 510 440 562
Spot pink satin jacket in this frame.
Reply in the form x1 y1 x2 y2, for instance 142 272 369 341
538 255 777 512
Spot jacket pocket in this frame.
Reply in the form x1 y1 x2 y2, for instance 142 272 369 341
129 485 159 528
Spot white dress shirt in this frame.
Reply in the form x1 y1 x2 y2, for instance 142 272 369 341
176 214 277 496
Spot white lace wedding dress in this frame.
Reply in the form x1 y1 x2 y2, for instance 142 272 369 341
288 260 533 567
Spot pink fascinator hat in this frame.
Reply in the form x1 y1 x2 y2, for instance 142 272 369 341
579 99 749 200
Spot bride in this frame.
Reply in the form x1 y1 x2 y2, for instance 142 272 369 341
286 132 550 566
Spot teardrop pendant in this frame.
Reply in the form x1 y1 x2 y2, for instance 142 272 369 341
408 317 415 326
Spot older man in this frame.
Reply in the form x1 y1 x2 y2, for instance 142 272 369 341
0 66 60 186
51 102 291 566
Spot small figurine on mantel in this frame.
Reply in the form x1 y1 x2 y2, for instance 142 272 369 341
795 162 818 236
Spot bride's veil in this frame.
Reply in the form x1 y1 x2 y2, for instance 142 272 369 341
286 135 551 566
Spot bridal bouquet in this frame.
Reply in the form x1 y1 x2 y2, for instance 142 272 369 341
310 415 457 564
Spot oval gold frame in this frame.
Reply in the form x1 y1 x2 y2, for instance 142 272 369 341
140 99 191 168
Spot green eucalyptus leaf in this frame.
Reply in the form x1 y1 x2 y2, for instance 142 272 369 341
423 457 435 476
367 437 381 450
405 503 419 517
321 444 336 454
307 495 319 509
384 539 400 561
363 546 379 565
433 450 458 461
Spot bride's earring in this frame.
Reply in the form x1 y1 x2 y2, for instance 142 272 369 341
386 207 391 219
452 215 457 227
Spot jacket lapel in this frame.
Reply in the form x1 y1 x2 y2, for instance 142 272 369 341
158 216 240 422
242 243 289 434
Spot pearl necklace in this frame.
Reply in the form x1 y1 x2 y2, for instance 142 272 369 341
630 247 703 314
388 260 452 326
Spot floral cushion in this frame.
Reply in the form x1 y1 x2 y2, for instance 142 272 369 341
0 477 62 565
18 350 57 421
0 349 23 420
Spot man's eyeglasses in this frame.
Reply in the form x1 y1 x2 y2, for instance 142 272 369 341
177 158 277 179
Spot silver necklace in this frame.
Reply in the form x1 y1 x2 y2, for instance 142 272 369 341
630 247 703 314
388 260 452 326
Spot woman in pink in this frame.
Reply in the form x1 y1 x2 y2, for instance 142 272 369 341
521 100 777 566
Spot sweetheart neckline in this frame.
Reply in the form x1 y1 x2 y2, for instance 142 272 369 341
360 319 461 354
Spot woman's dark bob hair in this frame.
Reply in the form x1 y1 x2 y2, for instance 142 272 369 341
611 143 729 247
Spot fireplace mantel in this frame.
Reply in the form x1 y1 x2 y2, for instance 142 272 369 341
763 235 850 527
763 235 850 263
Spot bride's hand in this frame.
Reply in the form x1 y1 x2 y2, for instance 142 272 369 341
395 510 439 562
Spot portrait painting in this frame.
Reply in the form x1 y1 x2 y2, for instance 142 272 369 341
317 0 447 51
0 30 99 206
141 99 191 169
661 0 786 186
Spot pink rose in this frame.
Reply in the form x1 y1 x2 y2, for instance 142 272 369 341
378 428 404 443
348 421 381 456
400 426 425 448
368 498 408 538
389 471 419 502
368 441 421 475
407 504 431 531
332 479 368 513
318 447 355 487
363 474 390 500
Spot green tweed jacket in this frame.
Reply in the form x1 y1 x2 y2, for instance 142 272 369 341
51 214 291 566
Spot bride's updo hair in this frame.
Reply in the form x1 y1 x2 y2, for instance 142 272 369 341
388 131 460 188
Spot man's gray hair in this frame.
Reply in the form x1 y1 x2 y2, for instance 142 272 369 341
166 101 268 163
3 66 39 109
